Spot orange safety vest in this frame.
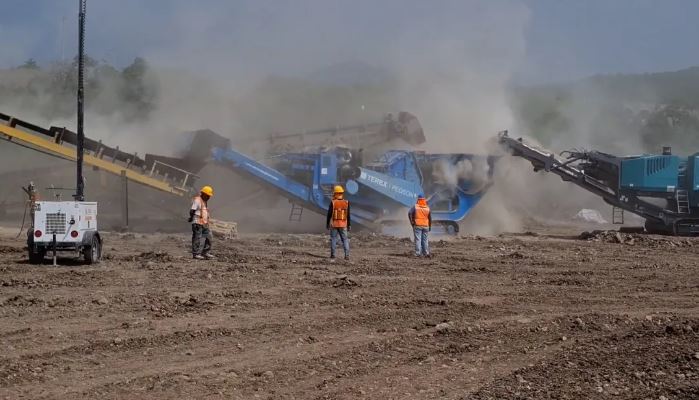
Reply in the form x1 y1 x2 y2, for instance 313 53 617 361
414 203 430 227
192 196 210 225
331 199 349 228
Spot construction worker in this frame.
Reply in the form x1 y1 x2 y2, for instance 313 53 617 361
189 185 214 260
326 185 350 261
409 194 431 257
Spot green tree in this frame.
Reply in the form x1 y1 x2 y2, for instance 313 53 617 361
18 58 40 70
640 106 699 153
120 57 158 120
71 54 98 69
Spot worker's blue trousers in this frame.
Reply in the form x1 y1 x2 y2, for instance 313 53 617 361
330 228 349 258
413 226 430 256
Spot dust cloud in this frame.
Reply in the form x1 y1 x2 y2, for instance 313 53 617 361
378 1 531 234
432 158 492 195
0 1 654 234
503 77 669 227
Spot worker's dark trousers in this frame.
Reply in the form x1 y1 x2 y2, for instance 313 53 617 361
192 223 212 256
413 226 430 256
330 227 349 258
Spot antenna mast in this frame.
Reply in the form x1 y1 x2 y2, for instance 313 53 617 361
76 0 86 201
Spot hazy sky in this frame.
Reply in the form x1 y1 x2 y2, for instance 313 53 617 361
2 0 699 84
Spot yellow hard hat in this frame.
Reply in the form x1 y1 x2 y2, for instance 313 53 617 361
200 185 214 197
333 185 344 194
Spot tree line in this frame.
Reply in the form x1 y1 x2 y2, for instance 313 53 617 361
3 57 699 154
1 57 157 122
511 66 699 154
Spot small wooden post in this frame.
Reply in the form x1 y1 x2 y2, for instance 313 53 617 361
121 170 129 230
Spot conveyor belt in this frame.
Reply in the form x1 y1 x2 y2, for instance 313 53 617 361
0 113 197 196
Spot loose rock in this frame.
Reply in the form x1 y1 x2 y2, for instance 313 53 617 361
436 322 452 333
94 296 109 305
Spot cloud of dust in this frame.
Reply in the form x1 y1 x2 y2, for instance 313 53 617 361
0 1 527 234
0 1 621 234
385 3 529 153
504 77 667 226
544 83 650 154
432 158 492 195
377 1 531 234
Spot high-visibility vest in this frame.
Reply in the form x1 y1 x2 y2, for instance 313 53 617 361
414 204 430 227
192 196 210 225
331 199 349 228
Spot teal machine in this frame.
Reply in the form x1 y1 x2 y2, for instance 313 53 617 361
499 131 699 235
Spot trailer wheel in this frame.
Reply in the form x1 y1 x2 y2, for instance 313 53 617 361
84 236 101 264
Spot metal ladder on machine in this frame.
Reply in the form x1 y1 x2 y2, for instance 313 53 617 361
676 189 690 214
676 167 690 214
288 202 304 222
612 206 625 224
289 184 335 221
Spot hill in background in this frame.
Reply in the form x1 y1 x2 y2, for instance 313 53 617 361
1 58 699 156
510 66 699 154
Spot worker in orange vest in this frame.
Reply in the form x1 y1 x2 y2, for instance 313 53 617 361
326 185 351 261
409 194 431 257
189 185 215 260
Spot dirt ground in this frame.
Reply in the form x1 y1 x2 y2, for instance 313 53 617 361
0 225 698 399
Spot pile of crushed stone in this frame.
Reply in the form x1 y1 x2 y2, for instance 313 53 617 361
578 230 695 247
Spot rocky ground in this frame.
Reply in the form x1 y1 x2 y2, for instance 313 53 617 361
0 227 697 399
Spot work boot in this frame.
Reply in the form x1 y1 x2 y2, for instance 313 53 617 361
329 256 336 263
203 253 216 260
344 255 350 261
193 254 205 260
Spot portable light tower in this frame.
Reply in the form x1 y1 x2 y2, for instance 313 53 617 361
26 0 102 265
